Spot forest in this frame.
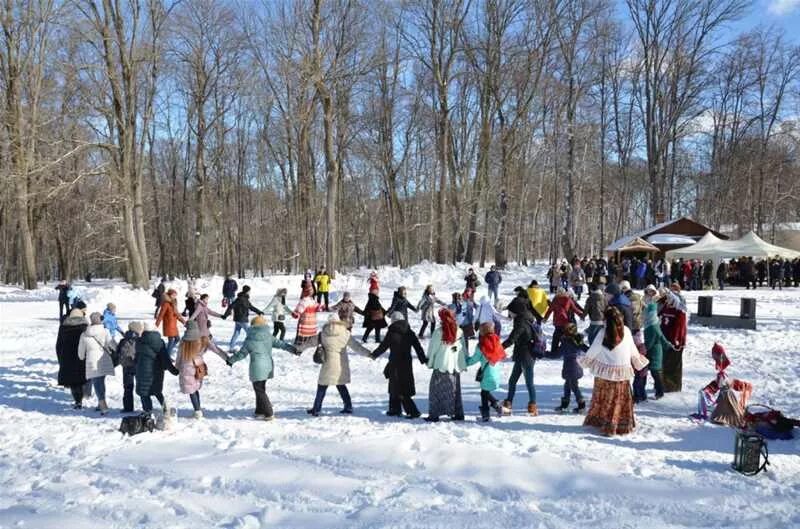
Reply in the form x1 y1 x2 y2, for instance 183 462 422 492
0 0 798 288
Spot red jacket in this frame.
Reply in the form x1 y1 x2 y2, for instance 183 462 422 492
544 295 584 327
660 307 687 350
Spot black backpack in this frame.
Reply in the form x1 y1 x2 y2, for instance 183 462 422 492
119 412 155 436
117 337 138 369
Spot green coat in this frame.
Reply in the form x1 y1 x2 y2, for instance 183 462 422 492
465 350 501 392
230 324 294 382
644 323 672 371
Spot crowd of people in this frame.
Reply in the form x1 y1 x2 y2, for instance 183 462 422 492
54 261 695 435
544 255 800 294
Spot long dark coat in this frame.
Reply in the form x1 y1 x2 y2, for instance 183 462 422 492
56 316 88 386
370 320 427 396
135 331 178 397
362 293 388 330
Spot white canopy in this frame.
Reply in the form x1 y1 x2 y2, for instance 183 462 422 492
666 231 800 260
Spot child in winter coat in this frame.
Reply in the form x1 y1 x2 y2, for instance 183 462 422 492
466 322 507 421
78 312 117 414
417 285 445 338
387 287 417 320
330 291 363 331
264 288 291 340
103 303 124 338
362 288 388 343
175 321 215 419
228 316 298 420
555 323 588 413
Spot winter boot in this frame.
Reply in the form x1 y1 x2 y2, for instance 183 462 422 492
501 400 513 416
573 400 586 414
555 398 570 414
491 401 504 417
306 408 320 417
478 406 491 422
193 410 204 419
97 399 109 415
527 402 539 416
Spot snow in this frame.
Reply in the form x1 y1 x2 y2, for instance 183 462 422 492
1 263 799 529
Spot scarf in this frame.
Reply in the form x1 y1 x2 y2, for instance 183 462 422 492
479 333 506 366
439 308 457 344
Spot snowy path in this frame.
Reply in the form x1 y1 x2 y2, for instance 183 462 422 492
0 264 798 528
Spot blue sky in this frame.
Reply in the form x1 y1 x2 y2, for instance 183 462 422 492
731 0 800 42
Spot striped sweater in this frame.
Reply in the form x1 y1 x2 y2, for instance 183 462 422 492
293 296 322 337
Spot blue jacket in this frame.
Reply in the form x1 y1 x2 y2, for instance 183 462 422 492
102 308 123 337
465 350 501 392
484 270 502 288
230 324 294 382
609 294 634 330
560 334 588 380
636 262 647 279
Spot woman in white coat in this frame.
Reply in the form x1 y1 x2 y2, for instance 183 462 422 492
78 312 116 414
307 314 371 416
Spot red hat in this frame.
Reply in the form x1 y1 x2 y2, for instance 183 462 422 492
712 342 730 372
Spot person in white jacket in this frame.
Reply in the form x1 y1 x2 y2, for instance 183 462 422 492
78 312 116 414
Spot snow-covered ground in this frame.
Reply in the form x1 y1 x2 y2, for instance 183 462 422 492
0 263 798 529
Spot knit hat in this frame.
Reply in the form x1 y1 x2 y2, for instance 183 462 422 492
514 286 526 295
251 315 267 327
89 312 103 325
183 320 200 341
644 284 657 294
619 280 632 292
605 283 621 296
390 312 405 323
242 285 251 293
128 321 144 334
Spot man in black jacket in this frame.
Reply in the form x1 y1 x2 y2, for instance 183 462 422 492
223 285 263 348
370 313 427 418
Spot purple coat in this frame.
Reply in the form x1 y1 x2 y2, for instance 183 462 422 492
189 300 222 337
177 351 205 394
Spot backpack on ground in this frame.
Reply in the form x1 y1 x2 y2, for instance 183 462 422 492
119 412 155 436
116 337 137 369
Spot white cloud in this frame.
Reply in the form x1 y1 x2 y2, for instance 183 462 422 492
768 0 800 15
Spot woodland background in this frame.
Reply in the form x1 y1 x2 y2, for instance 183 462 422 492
1 0 799 289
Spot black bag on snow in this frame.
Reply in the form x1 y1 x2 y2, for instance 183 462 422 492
119 412 155 436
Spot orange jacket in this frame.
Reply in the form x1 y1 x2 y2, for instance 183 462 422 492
156 299 185 338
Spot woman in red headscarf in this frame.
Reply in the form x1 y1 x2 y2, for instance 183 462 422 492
581 307 649 436
424 308 468 422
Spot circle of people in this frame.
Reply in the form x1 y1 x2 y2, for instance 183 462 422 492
54 262 691 436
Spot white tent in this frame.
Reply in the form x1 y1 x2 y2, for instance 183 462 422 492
664 231 725 259
722 231 800 259
666 230 800 260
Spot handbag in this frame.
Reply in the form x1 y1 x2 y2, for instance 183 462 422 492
119 412 155 436
92 335 119 367
313 333 325 365
195 359 208 381
475 366 484 382
369 309 384 321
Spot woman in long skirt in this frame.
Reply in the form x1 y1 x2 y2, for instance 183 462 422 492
580 307 649 436
424 308 468 422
